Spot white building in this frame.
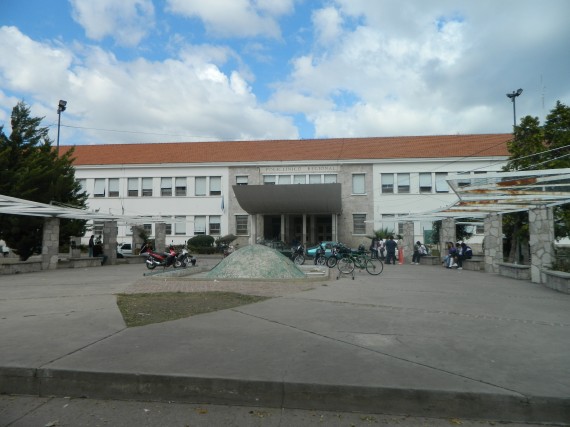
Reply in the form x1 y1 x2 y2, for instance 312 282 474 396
67 134 510 250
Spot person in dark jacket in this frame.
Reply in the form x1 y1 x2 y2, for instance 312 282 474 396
384 236 398 265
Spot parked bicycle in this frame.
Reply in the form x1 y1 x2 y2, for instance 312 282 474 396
337 251 383 275
326 243 353 268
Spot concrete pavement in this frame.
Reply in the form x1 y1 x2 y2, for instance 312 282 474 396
1 259 569 425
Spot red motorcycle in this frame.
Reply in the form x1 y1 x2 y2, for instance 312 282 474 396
145 246 177 270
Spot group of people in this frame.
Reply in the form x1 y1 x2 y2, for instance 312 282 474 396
443 242 473 269
369 236 402 265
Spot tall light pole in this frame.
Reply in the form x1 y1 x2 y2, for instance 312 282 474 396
506 88 522 130
56 99 67 154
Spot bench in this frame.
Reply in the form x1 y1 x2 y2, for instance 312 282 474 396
58 257 105 268
419 256 440 265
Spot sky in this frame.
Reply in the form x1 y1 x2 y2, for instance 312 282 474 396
1 0 569 146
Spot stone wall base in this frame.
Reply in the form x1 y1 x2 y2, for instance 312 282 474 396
498 262 531 280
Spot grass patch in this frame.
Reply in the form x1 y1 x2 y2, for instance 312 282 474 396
116 292 270 327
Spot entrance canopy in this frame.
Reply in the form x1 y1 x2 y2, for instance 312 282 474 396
233 183 342 214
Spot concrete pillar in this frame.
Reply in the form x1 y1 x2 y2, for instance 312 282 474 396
310 215 316 243
302 214 307 247
102 221 118 265
155 222 166 252
484 213 503 274
42 217 60 270
529 207 555 284
403 221 415 264
440 218 456 261
332 214 337 242
250 214 257 245
281 214 285 242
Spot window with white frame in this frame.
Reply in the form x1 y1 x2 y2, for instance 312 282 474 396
161 177 172 196
382 214 396 234
435 172 449 193
353 214 366 234
236 176 248 186
94 179 105 197
381 173 394 193
143 223 152 235
142 178 153 197
174 216 186 235
277 175 291 184
324 174 337 183
108 178 119 197
194 216 206 235
397 173 410 194
419 173 432 193
236 215 248 235
93 221 104 236
209 216 221 235
195 177 207 196
352 174 365 194
293 174 306 184
308 174 321 184
210 176 221 195
175 177 187 196
165 222 172 235
77 179 87 195
128 178 139 197
263 175 276 185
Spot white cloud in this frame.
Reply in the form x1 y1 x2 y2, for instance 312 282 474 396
165 0 284 38
312 7 343 45
70 0 155 47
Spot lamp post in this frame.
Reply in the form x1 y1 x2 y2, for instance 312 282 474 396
506 88 522 130
56 99 67 154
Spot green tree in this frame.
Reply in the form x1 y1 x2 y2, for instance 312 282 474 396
0 101 87 260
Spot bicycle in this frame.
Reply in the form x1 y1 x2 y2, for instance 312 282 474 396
326 243 352 268
337 252 383 275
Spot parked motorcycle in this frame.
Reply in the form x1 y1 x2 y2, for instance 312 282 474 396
291 244 305 265
174 248 196 268
145 246 177 270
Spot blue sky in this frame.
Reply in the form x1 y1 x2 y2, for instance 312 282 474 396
1 0 569 146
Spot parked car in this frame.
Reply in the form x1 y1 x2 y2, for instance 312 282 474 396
258 240 294 258
117 243 133 258
305 241 338 258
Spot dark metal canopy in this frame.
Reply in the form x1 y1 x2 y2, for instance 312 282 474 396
233 183 342 214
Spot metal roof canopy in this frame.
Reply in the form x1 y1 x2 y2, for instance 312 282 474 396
0 194 164 224
233 183 342 214
396 168 570 222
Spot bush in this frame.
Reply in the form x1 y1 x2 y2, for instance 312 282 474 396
187 235 216 254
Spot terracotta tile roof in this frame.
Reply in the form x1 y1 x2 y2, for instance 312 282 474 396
62 134 511 166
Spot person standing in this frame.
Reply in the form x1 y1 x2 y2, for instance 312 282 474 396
385 236 397 265
88 235 95 257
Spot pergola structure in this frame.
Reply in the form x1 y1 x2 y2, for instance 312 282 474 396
397 168 570 283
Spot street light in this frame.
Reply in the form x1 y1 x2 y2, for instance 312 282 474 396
56 99 67 154
506 88 522 130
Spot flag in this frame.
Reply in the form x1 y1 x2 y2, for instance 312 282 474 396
221 195 225 213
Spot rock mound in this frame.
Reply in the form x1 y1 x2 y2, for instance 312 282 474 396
205 244 306 280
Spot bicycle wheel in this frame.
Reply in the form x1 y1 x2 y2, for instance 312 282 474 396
293 254 305 265
365 258 383 275
326 256 338 268
316 256 327 266
337 257 355 274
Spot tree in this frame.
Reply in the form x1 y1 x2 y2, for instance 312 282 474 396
0 101 88 260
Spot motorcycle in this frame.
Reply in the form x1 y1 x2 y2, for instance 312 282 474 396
145 246 177 270
291 244 305 265
174 248 196 268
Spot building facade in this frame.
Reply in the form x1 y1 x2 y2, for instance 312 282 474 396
67 134 511 250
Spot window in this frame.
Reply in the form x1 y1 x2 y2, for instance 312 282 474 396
209 216 221 235
293 174 306 184
236 176 248 186
175 177 187 196
161 178 172 196
195 177 206 196
142 178 153 197
143 223 152 234
419 173 432 193
309 174 321 184
457 173 471 188
263 175 276 185
94 179 105 197
352 174 365 194
165 223 172 235
108 178 119 197
353 214 366 234
194 216 206 235
236 215 249 235
210 176 221 195
93 221 104 236
324 174 337 183
435 173 449 193
175 216 186 235
397 173 410 194
382 214 396 234
278 175 291 185
381 174 394 193
77 179 87 195
128 178 139 197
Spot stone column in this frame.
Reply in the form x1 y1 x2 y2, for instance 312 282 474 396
281 214 286 242
332 214 337 242
102 221 118 265
155 222 166 252
484 213 503 274
131 225 145 253
440 218 456 262
42 217 60 270
403 221 415 264
529 207 555 284
302 214 307 247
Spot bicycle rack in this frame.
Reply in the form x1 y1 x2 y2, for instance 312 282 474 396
336 266 355 280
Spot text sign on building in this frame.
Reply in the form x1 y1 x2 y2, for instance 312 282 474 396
260 165 340 173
